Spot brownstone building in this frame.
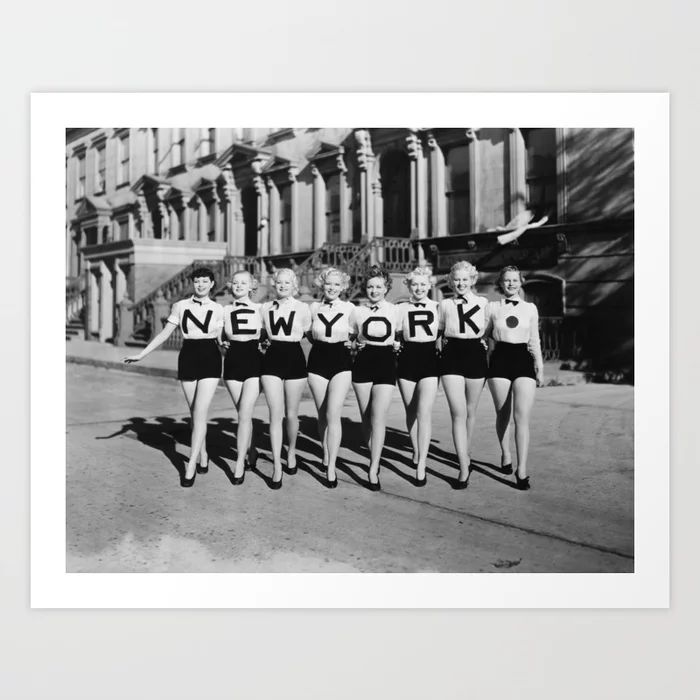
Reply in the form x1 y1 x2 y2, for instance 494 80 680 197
66 127 633 372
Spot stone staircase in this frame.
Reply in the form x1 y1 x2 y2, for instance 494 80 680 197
66 315 83 341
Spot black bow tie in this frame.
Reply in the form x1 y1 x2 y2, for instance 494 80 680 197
370 305 379 312
413 302 426 308
235 301 247 307
272 300 280 309
192 298 203 306
322 299 335 306
505 299 519 306
454 297 466 305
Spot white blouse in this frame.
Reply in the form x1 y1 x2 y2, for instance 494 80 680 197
309 299 355 343
260 297 312 342
350 300 399 347
439 294 490 340
222 298 262 341
487 298 543 369
166 296 224 340
398 299 440 342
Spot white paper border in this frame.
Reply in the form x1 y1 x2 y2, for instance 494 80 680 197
31 93 669 608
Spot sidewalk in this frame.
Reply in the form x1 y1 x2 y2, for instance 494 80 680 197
66 338 588 386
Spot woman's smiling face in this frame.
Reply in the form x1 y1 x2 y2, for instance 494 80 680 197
366 276 387 303
231 272 251 299
323 272 343 301
451 270 473 297
408 275 430 301
502 270 522 296
193 276 214 297
274 270 295 298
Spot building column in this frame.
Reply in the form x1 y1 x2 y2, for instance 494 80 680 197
467 129 480 233
426 132 446 237
252 163 269 258
169 203 180 241
98 261 113 343
508 127 527 222
221 165 240 255
288 166 299 252
556 127 568 222
135 193 151 238
406 130 427 238
372 180 383 240
311 165 326 248
337 154 351 243
267 178 281 255
354 129 375 241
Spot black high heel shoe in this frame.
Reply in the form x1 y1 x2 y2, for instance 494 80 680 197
454 471 470 490
515 474 531 490
181 469 197 488
415 472 427 487
196 458 209 475
283 465 298 476
326 474 338 489
501 462 513 475
231 470 245 486
368 471 381 492
270 473 283 490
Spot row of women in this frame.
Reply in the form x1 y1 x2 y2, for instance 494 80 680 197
124 261 544 492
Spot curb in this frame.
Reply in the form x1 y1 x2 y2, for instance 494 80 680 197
67 355 178 380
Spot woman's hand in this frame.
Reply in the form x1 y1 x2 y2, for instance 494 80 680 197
123 355 142 364
393 340 402 353
536 367 544 387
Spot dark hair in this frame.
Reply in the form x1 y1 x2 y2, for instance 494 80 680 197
495 265 525 294
364 264 392 292
190 266 216 283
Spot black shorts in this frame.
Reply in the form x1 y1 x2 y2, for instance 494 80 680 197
261 341 308 380
352 345 397 385
439 337 488 379
223 339 263 381
178 338 222 381
397 342 440 382
307 341 352 380
488 342 537 381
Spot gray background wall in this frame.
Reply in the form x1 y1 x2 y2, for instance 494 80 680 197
5 1 694 698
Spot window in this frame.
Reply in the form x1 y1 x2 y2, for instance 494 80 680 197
117 132 130 184
444 144 470 234
280 184 292 251
523 128 557 222
95 144 106 192
173 128 185 166
325 173 341 243
150 128 159 174
76 153 86 199
117 218 129 241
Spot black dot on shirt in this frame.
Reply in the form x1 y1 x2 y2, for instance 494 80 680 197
506 315 519 328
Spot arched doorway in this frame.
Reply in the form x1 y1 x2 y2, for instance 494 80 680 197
241 185 258 255
380 149 411 238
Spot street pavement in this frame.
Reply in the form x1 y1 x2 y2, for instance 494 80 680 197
66 359 634 573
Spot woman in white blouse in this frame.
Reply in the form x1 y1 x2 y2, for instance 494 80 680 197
306 268 355 488
438 261 490 489
220 270 263 485
123 266 224 487
350 265 400 491
486 266 544 490
260 268 312 488
396 266 440 486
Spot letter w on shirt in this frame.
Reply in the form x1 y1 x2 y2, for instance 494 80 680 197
268 309 296 336
182 309 213 334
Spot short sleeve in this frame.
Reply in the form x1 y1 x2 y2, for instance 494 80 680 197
437 301 447 331
166 302 180 326
300 303 312 332
214 305 225 331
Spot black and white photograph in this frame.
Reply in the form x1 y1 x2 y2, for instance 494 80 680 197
32 92 667 607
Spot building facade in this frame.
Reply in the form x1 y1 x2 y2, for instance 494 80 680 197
66 127 634 371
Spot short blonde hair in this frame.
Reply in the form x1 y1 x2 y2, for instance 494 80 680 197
447 260 478 291
495 265 525 295
403 265 433 288
314 267 350 293
228 269 259 294
272 267 299 294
